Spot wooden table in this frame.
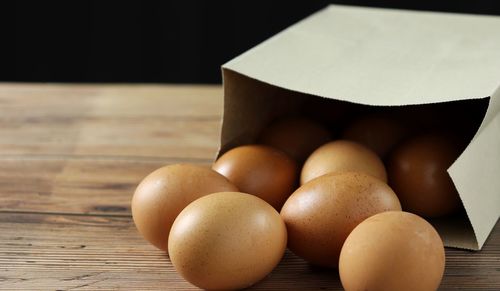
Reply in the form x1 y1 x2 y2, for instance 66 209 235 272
0 83 498 290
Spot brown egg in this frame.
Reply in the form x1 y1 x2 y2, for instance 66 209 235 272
258 117 331 163
131 164 238 252
387 134 462 217
213 145 298 210
339 211 445 291
280 172 401 267
342 115 407 158
169 192 287 290
301 140 387 184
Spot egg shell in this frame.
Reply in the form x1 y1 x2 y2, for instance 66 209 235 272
281 172 401 267
131 164 238 252
339 211 445 291
342 114 407 158
168 192 287 290
388 134 462 217
301 140 387 184
258 117 331 163
212 145 298 210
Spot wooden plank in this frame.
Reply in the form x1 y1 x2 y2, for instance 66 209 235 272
0 117 220 158
0 83 222 158
0 83 223 118
0 157 210 215
0 83 220 215
0 213 186 290
0 213 498 290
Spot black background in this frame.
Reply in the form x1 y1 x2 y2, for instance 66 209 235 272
6 1 500 83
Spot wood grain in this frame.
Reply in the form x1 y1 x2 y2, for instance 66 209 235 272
0 83 222 158
0 83 498 290
0 157 210 215
0 212 498 290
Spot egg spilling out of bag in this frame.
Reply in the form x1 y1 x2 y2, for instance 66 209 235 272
131 164 238 252
339 211 445 291
281 172 401 267
213 145 298 210
168 192 287 290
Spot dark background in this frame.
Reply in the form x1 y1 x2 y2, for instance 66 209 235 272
6 1 500 84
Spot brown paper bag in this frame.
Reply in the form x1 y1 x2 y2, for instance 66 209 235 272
219 5 500 250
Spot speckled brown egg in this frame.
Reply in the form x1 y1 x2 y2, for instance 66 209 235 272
280 172 401 267
342 115 407 158
339 211 445 291
168 192 287 290
131 164 238 252
387 134 462 217
212 145 298 210
258 117 331 163
301 140 387 184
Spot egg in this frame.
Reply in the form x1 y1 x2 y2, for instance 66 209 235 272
342 114 407 158
258 117 331 163
168 192 287 290
131 164 238 252
280 172 401 267
301 140 387 184
387 134 462 217
339 211 445 291
212 145 298 210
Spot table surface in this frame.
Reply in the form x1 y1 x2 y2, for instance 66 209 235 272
0 83 498 290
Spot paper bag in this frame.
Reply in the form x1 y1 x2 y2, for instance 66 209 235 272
219 5 500 250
